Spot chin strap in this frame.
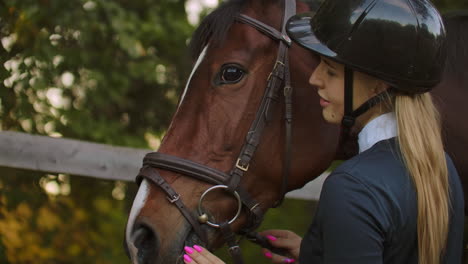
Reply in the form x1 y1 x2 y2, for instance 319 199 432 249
342 67 356 129
341 66 394 141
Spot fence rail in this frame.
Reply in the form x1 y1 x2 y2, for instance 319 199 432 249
0 131 326 200
0 131 149 181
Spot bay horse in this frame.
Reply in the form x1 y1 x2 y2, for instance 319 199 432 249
435 10 468 216
124 0 468 263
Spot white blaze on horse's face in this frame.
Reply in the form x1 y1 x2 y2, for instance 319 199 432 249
126 179 150 263
125 46 209 262
179 45 208 106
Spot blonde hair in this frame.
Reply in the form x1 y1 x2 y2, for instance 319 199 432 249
394 93 449 264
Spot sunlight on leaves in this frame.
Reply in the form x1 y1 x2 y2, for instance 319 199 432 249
186 0 219 25
144 132 162 150
112 181 126 201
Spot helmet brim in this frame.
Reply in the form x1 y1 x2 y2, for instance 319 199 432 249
286 13 337 59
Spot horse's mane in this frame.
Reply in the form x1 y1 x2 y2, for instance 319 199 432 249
443 11 468 83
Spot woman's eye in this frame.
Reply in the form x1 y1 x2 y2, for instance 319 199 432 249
217 65 245 85
327 69 336 77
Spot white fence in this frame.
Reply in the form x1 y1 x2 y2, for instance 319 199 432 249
0 131 327 200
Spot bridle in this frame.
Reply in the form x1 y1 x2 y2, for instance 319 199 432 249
135 0 296 263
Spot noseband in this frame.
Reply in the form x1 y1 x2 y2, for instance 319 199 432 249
136 0 296 262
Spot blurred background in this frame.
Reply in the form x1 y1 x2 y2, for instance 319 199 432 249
1 0 467 263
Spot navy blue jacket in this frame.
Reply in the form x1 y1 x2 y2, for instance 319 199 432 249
299 138 465 263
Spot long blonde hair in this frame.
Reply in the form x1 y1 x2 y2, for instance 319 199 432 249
394 92 449 264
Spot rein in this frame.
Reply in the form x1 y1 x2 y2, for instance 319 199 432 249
135 1 296 262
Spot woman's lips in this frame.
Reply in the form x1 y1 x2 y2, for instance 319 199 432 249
320 97 330 107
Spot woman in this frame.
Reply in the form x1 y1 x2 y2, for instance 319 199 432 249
182 0 465 263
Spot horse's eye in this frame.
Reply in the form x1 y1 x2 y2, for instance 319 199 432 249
216 65 245 85
222 66 244 82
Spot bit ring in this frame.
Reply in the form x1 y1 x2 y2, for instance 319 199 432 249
197 185 242 228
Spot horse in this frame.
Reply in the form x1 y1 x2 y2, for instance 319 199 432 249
435 10 468 215
124 0 468 263
124 0 339 263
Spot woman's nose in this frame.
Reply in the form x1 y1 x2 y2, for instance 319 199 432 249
309 69 322 88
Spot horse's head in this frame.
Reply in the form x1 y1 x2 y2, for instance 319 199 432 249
125 0 340 263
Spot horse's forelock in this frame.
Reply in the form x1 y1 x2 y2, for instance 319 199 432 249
189 0 246 60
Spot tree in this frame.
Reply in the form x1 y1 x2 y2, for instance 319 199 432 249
1 0 194 146
1 0 194 263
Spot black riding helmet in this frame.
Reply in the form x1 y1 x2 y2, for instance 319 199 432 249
286 0 447 127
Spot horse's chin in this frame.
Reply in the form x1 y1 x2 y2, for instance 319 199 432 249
128 225 209 264
184 230 206 247
173 229 210 264
175 254 185 264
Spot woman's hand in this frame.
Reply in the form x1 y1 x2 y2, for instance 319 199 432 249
259 229 302 263
181 229 302 264
183 245 225 264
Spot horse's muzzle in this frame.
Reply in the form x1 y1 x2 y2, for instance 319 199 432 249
127 222 159 264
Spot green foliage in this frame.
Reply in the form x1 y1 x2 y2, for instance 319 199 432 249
0 167 131 264
1 0 193 263
1 0 194 147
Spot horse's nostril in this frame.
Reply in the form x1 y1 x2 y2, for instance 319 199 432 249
132 224 159 264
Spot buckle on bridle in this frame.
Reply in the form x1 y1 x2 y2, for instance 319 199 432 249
281 34 292 46
267 60 286 82
283 85 292 96
273 60 285 70
166 194 180 203
236 158 249 172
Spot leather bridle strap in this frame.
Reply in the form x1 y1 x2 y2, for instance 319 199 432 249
235 14 292 46
136 166 208 242
278 53 293 207
278 0 295 206
231 0 296 210
143 152 228 185
220 222 244 264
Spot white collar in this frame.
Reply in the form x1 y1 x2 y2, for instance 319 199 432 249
358 112 397 153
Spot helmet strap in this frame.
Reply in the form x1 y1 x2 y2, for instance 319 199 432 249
338 67 393 155
342 66 355 128
341 66 395 129
352 87 394 118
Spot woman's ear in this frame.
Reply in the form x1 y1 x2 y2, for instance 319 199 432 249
374 80 390 95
